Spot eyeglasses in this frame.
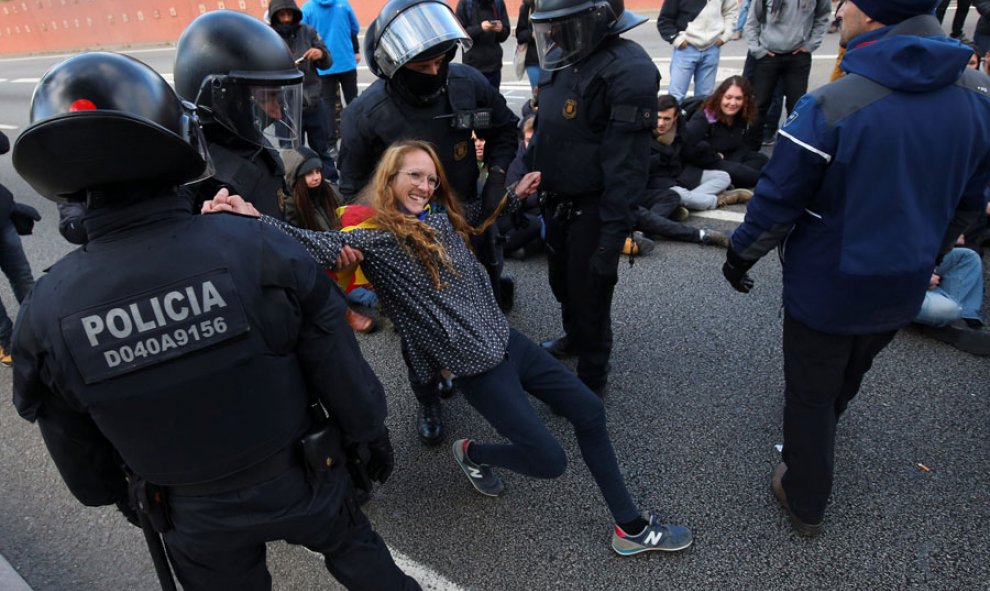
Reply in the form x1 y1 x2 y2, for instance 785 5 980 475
396 170 440 190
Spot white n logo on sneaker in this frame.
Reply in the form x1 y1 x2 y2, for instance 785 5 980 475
643 530 664 546
468 467 484 479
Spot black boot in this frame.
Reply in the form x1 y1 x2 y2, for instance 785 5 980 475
417 400 444 445
498 276 515 312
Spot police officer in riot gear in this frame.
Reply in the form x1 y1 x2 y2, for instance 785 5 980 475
11 52 418 591
343 0 519 446
174 10 305 219
528 0 660 394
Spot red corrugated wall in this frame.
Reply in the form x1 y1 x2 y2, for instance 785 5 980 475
0 1 660 55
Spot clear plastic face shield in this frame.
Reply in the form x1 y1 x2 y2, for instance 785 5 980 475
532 5 613 71
374 2 472 78
205 76 303 149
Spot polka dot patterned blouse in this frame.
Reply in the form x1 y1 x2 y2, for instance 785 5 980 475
263 209 509 384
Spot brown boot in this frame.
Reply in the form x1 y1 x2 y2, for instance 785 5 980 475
771 462 824 537
716 188 754 208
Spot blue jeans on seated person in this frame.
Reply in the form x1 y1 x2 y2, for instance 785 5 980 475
454 329 640 524
668 44 721 103
913 247 984 327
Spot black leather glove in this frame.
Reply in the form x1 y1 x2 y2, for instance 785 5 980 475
365 430 395 484
115 499 141 528
480 166 507 220
589 244 621 281
722 247 755 293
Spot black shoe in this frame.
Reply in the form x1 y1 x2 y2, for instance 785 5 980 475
920 320 990 356
498 276 515 313
417 401 444 445
541 336 578 358
438 374 457 399
771 463 823 537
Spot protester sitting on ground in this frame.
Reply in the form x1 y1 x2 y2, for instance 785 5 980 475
283 147 379 333
503 116 543 259
913 243 990 356
204 139 694 556
683 76 769 189
650 94 751 212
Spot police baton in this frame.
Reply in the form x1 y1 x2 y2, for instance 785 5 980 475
137 511 178 591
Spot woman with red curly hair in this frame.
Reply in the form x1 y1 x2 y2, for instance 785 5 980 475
683 75 769 189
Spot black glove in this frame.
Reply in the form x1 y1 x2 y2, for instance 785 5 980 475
365 430 395 484
589 244 621 281
722 247 755 293
10 202 41 236
480 167 507 220
115 499 141 528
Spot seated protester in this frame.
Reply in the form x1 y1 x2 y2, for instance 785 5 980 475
205 139 694 556
633 186 730 249
649 94 749 212
503 115 543 259
967 43 982 69
683 75 769 189
914 244 990 356
283 147 379 333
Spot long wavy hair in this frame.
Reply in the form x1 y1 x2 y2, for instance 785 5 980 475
291 176 341 231
702 76 758 126
369 140 507 289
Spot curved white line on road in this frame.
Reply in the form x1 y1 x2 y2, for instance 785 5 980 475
693 209 746 223
306 547 465 590
0 125 18 130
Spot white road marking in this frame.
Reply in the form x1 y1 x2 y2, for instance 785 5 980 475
11 78 40 84
692 209 746 223
306 547 465 590
0 125 18 130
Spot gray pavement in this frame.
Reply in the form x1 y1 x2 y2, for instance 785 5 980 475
1 15 988 591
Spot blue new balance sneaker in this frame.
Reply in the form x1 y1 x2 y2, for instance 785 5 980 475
611 513 693 555
452 439 504 497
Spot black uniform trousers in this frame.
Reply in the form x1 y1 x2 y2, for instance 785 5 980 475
164 466 419 591
780 312 898 524
545 196 615 387
750 52 811 144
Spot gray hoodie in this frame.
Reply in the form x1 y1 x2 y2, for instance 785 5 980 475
744 0 831 58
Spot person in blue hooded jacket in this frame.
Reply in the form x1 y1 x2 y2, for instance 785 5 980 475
302 0 362 150
721 0 990 536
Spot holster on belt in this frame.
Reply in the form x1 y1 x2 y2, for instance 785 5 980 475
300 400 345 481
128 476 173 534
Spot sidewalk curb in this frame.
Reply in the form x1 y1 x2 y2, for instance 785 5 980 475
0 552 33 591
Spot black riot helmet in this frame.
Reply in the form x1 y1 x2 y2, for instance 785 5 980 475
365 0 472 79
12 52 212 203
174 10 304 149
531 0 647 70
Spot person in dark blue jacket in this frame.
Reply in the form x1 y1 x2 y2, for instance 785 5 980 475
722 0 990 536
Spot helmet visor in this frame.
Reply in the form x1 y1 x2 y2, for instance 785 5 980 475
375 2 472 78
208 78 304 150
532 6 611 71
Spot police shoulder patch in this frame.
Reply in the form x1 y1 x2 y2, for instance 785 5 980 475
60 268 250 384
453 141 470 161
563 99 578 120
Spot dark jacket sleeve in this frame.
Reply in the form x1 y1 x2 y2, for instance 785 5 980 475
337 98 379 200
598 49 662 251
13 297 128 507
657 1 681 43
456 1 484 39
681 109 711 146
308 26 333 70
0 131 9 155
516 3 533 44
495 1 511 43
264 228 387 446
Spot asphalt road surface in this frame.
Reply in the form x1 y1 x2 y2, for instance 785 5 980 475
0 17 988 591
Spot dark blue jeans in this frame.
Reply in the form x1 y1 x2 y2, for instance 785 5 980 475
0 222 35 348
454 329 640 523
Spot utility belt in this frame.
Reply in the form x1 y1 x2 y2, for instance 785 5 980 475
128 420 344 533
539 190 601 222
